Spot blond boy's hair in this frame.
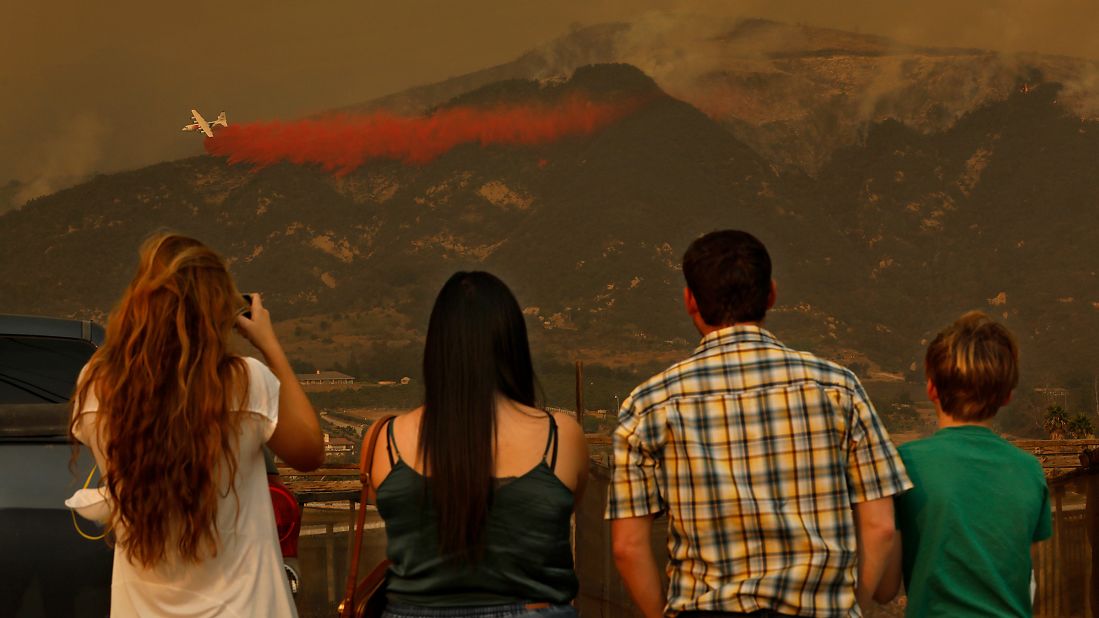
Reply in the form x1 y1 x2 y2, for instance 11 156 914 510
925 311 1019 422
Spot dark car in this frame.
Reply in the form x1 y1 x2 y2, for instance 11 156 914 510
0 315 305 617
0 315 111 617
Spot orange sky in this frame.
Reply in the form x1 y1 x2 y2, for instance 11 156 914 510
3 0 1097 197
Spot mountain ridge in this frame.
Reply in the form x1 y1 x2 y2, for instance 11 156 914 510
335 17 1099 173
3 58 1097 433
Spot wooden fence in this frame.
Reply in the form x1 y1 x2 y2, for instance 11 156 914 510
1013 439 1099 477
1035 465 1098 618
283 446 1097 617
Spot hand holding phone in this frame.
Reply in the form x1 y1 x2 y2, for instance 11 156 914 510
241 293 253 320
235 293 280 359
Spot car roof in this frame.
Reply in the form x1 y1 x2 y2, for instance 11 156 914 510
0 314 104 346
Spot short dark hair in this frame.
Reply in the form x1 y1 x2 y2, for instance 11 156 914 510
925 311 1019 422
682 230 772 325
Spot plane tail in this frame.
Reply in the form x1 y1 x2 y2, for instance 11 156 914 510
214 111 228 127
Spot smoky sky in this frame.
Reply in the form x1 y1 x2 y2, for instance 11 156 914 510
4 0 1098 202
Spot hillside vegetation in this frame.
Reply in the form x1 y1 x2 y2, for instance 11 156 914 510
3 29 1098 435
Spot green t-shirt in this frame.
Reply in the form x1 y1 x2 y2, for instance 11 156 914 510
896 425 1052 617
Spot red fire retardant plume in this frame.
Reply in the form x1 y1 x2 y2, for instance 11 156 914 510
205 95 647 175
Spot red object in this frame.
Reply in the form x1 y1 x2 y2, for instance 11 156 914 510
268 474 301 558
204 94 651 175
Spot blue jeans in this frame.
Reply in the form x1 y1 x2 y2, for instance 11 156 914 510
383 602 577 618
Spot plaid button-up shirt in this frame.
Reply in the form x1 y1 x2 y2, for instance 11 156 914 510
606 325 911 617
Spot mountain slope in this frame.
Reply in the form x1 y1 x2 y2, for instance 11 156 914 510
2 62 1097 430
338 17 1099 174
816 82 1099 376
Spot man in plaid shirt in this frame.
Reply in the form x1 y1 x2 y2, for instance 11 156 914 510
607 230 911 617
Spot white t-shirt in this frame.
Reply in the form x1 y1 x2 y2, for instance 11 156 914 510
72 356 297 618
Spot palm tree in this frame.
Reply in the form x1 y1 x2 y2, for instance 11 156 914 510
1043 405 1070 439
1066 414 1095 439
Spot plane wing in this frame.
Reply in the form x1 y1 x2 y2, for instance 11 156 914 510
190 109 214 138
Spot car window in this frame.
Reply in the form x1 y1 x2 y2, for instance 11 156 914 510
0 336 96 438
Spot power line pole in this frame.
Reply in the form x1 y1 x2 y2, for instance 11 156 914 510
574 360 585 430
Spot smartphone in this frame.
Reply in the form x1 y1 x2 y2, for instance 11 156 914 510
241 293 253 320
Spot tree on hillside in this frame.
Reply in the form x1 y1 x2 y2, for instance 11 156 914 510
1043 405 1070 439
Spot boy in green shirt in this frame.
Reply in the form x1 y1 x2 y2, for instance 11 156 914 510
876 311 1052 616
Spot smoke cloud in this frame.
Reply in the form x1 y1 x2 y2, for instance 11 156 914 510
204 95 647 175
14 112 107 205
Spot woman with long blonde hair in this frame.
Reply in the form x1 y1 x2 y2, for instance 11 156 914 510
70 233 324 616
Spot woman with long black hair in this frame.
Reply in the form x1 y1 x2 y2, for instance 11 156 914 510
370 271 589 618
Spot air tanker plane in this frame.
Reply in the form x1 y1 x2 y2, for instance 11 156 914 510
181 109 227 137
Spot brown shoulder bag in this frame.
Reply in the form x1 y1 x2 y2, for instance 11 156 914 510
338 415 395 618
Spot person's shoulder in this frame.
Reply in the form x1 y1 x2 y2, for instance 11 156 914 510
898 434 939 460
972 429 1041 465
978 437 1049 500
388 406 420 429
235 357 280 420
72 362 98 404
244 357 286 393
551 409 584 439
386 404 419 433
623 353 708 411
549 409 590 462
240 355 273 375
1002 439 1047 475
773 342 859 386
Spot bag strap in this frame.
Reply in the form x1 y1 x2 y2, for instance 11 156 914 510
70 464 110 541
341 415 395 618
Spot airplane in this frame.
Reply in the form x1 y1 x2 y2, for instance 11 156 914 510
181 109 228 137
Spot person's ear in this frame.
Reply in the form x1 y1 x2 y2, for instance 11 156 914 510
926 378 939 404
1002 390 1013 406
767 280 777 310
684 287 699 318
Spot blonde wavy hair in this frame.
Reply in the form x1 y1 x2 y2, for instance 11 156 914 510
72 233 249 567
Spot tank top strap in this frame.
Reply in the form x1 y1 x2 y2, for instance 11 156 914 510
542 413 559 471
385 416 400 466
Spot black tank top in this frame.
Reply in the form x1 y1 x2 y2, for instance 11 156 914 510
375 415 578 606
